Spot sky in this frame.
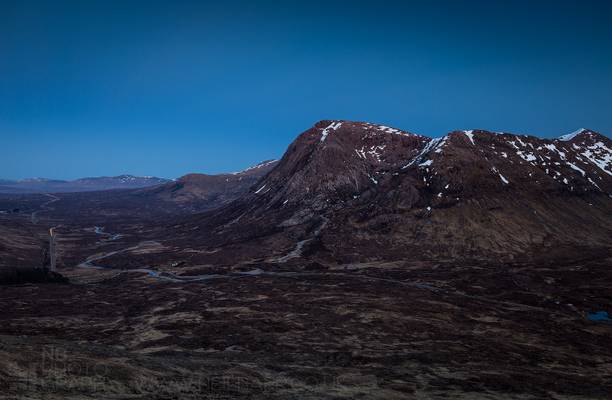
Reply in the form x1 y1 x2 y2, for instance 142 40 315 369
1 0 611 180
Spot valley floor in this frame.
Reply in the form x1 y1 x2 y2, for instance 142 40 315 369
1 257 611 399
1 192 611 399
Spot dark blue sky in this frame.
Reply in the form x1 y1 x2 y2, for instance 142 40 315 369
1 0 611 179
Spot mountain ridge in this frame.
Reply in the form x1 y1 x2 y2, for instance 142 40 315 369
0 175 172 194
137 159 278 211
161 120 611 266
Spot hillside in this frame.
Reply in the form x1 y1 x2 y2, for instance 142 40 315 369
165 121 612 265
139 160 277 212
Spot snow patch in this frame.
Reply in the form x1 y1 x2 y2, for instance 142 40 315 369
516 151 537 162
492 166 509 184
566 162 585 176
463 130 475 145
374 124 414 137
558 128 587 141
580 141 612 176
233 159 277 175
320 121 343 142
403 136 447 169
588 178 601 190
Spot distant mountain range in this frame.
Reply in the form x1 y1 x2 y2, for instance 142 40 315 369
0 175 171 193
1 161 280 197
0 161 280 220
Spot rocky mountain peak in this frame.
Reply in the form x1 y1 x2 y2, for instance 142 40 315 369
212 121 611 224
244 120 429 210
172 120 611 264
557 128 598 142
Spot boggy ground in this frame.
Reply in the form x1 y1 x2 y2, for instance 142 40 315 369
1 256 611 400
1 192 611 399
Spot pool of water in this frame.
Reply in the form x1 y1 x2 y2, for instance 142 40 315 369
587 311 612 323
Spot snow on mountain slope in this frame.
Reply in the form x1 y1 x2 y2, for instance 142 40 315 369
172 121 612 265
243 123 611 215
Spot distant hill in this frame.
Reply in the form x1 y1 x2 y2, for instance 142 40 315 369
0 161 279 222
138 160 278 212
0 175 171 194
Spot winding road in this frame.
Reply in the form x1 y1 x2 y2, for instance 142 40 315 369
78 228 283 282
75 227 581 319
30 193 60 224
78 225 443 290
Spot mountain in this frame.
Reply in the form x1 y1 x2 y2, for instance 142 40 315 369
138 160 277 212
0 175 171 194
0 161 280 223
165 121 612 266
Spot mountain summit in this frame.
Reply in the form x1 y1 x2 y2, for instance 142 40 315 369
170 121 611 265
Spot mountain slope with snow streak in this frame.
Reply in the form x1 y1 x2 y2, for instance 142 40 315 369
167 121 611 265
139 160 278 211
